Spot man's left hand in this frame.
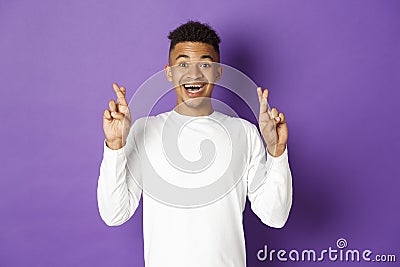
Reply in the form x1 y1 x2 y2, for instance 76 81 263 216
257 87 288 157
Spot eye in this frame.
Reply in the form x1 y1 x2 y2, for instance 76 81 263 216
178 62 188 67
200 62 211 68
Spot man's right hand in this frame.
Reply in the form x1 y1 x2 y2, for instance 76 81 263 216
103 83 132 150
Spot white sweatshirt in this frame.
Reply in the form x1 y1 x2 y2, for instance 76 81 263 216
97 109 292 267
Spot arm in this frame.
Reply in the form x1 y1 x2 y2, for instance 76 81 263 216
247 124 292 228
247 86 293 227
97 82 142 226
97 138 142 226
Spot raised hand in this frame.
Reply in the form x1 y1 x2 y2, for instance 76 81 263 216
103 83 132 150
256 87 288 157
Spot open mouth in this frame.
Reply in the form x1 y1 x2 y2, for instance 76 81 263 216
182 83 207 95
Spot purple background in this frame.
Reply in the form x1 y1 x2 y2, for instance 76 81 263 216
1 0 399 266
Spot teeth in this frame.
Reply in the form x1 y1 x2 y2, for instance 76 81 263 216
184 84 204 89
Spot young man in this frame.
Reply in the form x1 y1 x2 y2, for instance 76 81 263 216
98 21 292 267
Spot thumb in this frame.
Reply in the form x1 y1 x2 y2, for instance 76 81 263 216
111 111 124 120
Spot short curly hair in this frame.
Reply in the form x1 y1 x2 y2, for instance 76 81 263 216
168 21 221 57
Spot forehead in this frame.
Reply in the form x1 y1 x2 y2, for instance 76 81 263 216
169 42 219 62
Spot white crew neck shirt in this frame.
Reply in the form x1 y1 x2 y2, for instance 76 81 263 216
97 109 292 267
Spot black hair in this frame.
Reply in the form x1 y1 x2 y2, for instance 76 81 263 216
168 21 221 56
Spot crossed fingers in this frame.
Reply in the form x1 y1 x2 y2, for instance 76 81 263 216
256 87 286 124
104 83 129 121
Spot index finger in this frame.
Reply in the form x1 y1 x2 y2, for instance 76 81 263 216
112 83 128 106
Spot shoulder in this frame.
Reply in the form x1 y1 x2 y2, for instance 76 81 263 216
216 112 259 134
132 111 170 129
127 112 170 145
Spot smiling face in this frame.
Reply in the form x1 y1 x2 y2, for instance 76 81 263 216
165 42 222 116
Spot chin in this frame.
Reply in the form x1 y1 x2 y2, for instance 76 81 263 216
183 97 208 108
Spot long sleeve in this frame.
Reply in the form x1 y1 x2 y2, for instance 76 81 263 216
246 124 293 228
97 135 142 226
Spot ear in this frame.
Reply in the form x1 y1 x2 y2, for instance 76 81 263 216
164 64 173 82
214 64 223 83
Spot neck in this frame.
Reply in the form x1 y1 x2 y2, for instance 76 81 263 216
174 101 214 117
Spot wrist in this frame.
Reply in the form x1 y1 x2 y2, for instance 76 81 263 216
105 139 124 150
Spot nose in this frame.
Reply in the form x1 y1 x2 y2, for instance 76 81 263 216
186 62 204 79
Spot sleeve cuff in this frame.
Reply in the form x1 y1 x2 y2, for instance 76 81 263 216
103 139 125 157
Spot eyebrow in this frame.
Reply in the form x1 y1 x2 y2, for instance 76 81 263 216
175 54 189 60
200 55 214 60
175 54 214 61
